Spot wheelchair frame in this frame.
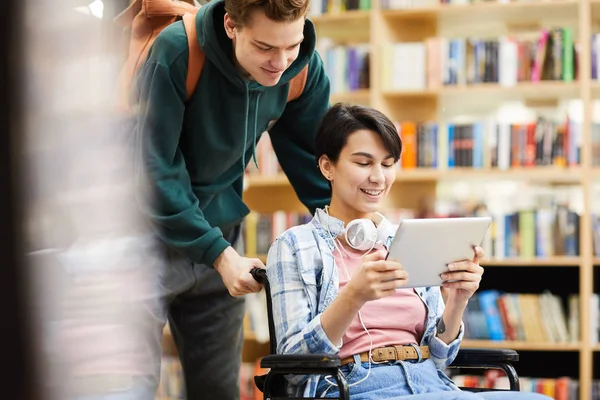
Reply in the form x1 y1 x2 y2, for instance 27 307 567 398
250 268 520 400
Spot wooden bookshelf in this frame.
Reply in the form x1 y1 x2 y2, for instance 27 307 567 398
382 82 581 99
461 340 582 352
481 257 582 267
247 167 585 188
330 88 371 104
238 1 600 398
381 0 579 18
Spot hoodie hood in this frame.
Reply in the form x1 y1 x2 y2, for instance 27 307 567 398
195 0 317 90
194 0 318 170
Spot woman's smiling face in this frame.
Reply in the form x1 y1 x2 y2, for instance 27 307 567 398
321 128 397 220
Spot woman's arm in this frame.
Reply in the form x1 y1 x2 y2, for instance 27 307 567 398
437 245 485 344
436 296 468 344
267 238 407 355
423 286 465 371
266 235 341 357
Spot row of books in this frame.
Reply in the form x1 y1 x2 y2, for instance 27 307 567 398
464 290 578 343
382 0 437 8
315 0 567 12
314 0 583 12
438 0 537 4
242 202 581 260
485 205 580 259
396 117 580 170
308 0 371 16
383 32 576 91
245 115 588 177
318 40 370 94
450 372 578 400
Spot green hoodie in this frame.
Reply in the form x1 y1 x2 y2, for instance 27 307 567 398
132 0 331 267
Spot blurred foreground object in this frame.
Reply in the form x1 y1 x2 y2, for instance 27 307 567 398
22 1 163 399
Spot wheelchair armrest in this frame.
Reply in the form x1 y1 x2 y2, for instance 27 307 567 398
451 348 519 367
449 348 520 392
257 354 349 400
260 353 341 370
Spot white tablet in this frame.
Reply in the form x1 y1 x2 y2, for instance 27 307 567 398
385 216 492 288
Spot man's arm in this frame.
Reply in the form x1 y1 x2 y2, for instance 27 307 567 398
134 59 231 267
132 42 262 295
268 52 331 214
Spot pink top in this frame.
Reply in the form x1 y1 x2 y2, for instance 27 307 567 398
334 244 427 360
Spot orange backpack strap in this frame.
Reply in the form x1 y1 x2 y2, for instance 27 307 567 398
287 64 309 102
182 12 205 101
114 0 201 111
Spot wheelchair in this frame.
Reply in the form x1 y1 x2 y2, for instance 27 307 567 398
250 268 520 400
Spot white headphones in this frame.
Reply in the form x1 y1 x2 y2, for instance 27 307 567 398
344 212 395 251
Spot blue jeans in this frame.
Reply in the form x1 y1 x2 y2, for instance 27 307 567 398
315 355 552 400
42 226 246 400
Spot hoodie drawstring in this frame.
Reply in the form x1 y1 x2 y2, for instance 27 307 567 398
241 84 261 171
251 92 261 169
241 84 249 170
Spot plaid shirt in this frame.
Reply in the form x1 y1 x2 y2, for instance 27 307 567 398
265 208 464 397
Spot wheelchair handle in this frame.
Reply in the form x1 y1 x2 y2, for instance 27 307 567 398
250 266 267 285
249 266 277 355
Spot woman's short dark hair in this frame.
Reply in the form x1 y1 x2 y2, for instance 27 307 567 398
314 103 402 166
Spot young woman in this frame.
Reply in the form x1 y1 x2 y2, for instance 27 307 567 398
265 103 551 400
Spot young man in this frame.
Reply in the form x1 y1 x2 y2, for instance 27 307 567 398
130 0 331 398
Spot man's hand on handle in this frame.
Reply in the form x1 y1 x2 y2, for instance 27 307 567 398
214 246 264 296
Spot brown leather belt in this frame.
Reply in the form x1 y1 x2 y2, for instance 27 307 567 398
340 345 430 366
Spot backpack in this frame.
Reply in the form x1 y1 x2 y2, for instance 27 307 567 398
114 0 308 112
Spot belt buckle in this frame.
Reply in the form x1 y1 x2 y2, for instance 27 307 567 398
369 348 390 364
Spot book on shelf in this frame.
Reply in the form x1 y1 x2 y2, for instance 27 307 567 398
463 289 578 343
589 33 600 82
244 289 270 344
593 213 600 258
593 122 600 166
382 27 577 91
381 0 437 9
309 0 371 17
590 293 600 345
318 39 370 95
245 133 280 177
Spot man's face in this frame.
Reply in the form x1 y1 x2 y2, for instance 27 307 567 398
224 9 305 86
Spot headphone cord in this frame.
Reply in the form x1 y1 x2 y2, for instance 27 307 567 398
320 208 375 396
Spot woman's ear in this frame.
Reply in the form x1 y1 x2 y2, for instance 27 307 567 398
318 155 333 181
